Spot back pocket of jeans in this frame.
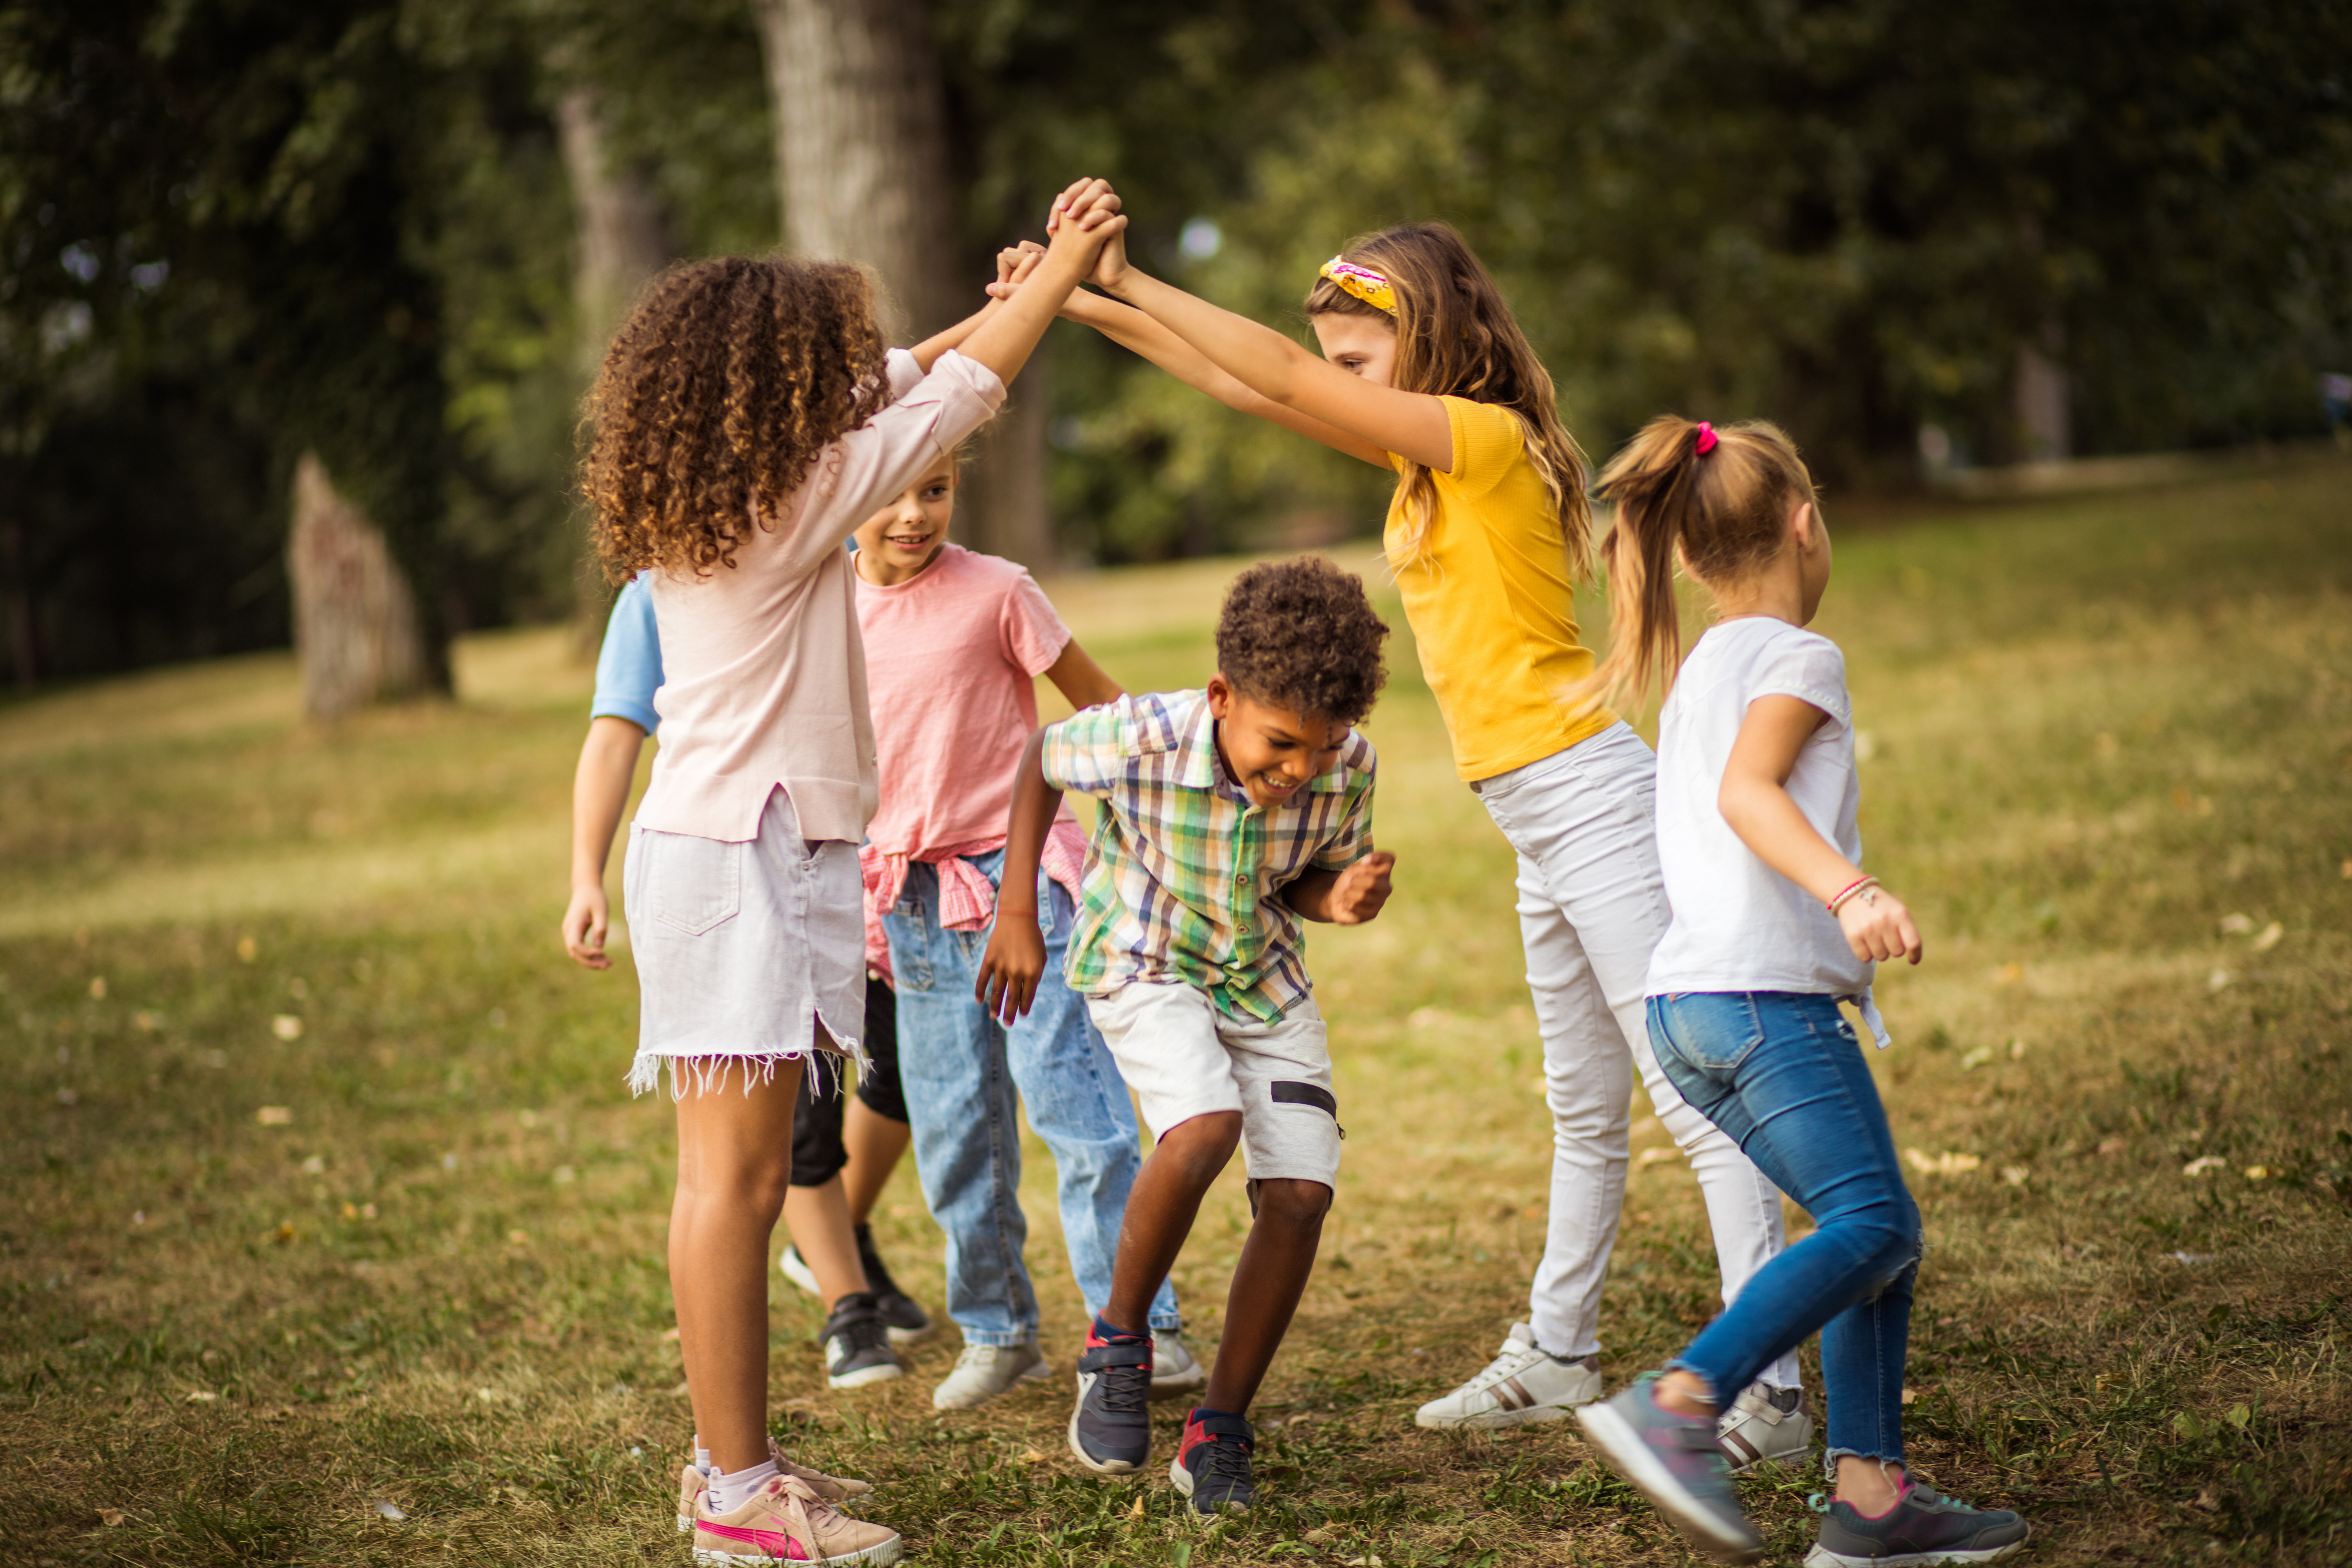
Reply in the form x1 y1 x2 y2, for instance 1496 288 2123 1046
644 833 743 936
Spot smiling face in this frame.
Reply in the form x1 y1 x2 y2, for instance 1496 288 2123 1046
850 455 958 585
1310 310 1400 388
1205 674 1353 808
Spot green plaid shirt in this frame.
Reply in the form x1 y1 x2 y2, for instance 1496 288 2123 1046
1039 688 1378 1021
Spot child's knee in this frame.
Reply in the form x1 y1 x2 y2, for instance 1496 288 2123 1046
1251 1177 1332 1230
1156 1110 1243 1174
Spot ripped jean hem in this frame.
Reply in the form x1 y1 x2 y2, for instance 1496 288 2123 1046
1823 1447 1908 1480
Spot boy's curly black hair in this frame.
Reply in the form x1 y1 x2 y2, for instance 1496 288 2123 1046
1215 557 1390 724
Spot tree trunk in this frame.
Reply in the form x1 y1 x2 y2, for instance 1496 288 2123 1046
288 451 430 720
754 0 959 341
0 517 33 690
556 83 675 649
750 0 1055 568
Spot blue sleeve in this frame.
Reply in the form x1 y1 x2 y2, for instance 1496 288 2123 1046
590 576 664 734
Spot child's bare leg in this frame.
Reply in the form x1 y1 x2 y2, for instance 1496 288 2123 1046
842 1098 911 1226
782 1175 868 1301
671 1054 803 1473
1203 1178 1329 1412
1103 1111 1241 1332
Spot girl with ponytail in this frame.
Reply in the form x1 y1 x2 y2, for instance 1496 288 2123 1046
991 208 1808 1454
1572 417 2029 1568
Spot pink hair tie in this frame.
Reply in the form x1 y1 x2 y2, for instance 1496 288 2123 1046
1694 422 1719 455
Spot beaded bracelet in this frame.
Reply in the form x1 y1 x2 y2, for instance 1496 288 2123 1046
1826 876 1879 916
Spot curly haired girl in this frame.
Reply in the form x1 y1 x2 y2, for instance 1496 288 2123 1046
1003 209 1807 1457
580 178 1122 1565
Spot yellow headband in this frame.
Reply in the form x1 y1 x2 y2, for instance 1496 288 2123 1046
1318 256 1396 315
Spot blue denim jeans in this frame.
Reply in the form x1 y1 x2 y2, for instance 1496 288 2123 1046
1648 991 1920 1470
886 849 1179 1347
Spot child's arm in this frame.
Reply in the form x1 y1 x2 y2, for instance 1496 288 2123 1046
1056 192 1453 471
952 178 1125 390
976 727 1063 1022
1042 636 1122 711
564 715 648 969
908 249 1049 372
1279 851 1396 925
1719 696 1923 965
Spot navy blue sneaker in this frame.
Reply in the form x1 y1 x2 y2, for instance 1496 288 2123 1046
1068 1319 1152 1474
1169 1409 1255 1514
1804 1482 2029 1565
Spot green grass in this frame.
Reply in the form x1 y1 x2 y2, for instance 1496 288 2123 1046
4 455 2349 1565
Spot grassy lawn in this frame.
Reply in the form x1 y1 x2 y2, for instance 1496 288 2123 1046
3 456 2348 1567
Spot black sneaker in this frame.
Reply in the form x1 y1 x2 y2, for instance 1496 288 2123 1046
1067 1321 1152 1473
1169 1409 1255 1514
853 1222 933 1343
819 1292 901 1389
1804 1482 2029 1566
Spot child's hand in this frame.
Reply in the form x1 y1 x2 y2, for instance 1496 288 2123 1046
563 884 613 970
976 916 1050 1023
1326 851 1395 926
1836 883 1923 965
1049 176 1132 293
1044 176 1127 279
985 241 1046 301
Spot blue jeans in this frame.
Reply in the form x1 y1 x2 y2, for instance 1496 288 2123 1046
1648 992 1920 1470
886 850 1179 1347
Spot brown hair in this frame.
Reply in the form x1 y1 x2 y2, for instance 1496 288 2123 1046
1215 556 1391 725
1587 416 1819 705
1303 222 1590 577
582 256 891 580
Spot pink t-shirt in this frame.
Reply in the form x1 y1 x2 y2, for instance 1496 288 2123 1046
856 543 1075 856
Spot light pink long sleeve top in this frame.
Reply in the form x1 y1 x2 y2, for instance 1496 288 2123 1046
633 348 1006 844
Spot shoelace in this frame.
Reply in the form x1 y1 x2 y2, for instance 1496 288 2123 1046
1092 1354 1150 1416
1194 1435 1252 1492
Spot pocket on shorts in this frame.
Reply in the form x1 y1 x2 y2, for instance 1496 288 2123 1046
1270 1079 1345 1140
884 900 933 992
643 832 744 936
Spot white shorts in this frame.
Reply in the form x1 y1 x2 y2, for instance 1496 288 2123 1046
1085 983 1341 1190
623 788 864 1098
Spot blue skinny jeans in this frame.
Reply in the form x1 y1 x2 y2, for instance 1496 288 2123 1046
1648 991 1920 1471
885 850 1179 1347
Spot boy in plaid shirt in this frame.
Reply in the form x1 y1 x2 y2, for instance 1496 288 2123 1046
978 557 1396 1513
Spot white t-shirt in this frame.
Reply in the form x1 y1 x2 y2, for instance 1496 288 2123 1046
1645 617 1872 998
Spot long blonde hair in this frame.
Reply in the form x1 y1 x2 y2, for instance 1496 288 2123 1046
1303 222 1590 578
1588 416 1818 706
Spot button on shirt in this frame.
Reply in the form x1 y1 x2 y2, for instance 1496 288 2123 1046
1039 688 1378 1022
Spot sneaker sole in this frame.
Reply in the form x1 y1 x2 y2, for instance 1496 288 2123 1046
827 1362 903 1390
930 1356 1054 1411
692 1533 903 1567
780 1250 821 1299
1416 1399 1580 1431
1802 1536 2028 1568
1167 1453 1249 1514
1576 1400 1764 1565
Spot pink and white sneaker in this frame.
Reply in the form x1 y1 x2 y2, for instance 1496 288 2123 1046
692 1473 901 1565
678 1442 876 1530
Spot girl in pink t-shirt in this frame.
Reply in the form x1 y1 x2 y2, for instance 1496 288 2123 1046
849 450 1198 1411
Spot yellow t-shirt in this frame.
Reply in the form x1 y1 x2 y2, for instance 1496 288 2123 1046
1386 397 1616 782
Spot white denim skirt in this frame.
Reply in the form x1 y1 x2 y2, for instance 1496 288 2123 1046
622 788 866 1098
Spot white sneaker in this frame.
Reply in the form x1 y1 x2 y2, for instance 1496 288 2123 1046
780 1245 821 1298
930 1340 1053 1410
1150 1332 1208 1401
1414 1323 1602 1429
1717 1380 1812 1472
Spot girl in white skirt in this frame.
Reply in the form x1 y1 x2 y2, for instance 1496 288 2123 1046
579 179 1125 1566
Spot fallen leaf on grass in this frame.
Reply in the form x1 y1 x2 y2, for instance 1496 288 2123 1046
2000 1166 2030 1187
2219 913 2254 935
2208 969 2234 992
2243 1166 2270 1181
2251 921 2283 952
184 1390 218 1404
1016 1449 1049 1465
1904 1150 1982 1176
271 1015 304 1041
255 1106 293 1126
373 1500 408 1522
1960 1044 1998 1071
2183 1156 2227 1176
1128 1494 1146 1520
98 1509 126 1527
1900 1388 1920 1405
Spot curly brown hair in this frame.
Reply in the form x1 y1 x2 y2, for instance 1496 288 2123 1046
1215 557 1391 725
582 256 892 580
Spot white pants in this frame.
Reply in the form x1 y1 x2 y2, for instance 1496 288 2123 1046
1473 722 1802 1390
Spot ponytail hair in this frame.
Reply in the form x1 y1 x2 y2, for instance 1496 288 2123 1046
1303 222 1590 580
1587 417 1818 706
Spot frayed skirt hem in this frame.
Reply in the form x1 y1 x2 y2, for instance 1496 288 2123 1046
628 1010 868 1101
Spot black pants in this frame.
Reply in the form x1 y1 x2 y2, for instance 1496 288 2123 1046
791 980 909 1188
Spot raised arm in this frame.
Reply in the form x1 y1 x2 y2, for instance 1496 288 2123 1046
1054 197 1453 471
953 178 1124 389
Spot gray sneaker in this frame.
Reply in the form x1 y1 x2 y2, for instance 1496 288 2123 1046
1575 1372 1762 1564
1803 1482 2029 1566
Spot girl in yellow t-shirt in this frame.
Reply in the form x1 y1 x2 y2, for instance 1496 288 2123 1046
1004 203 1810 1456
